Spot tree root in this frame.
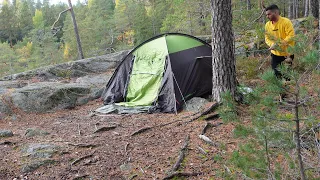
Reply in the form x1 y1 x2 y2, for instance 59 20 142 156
94 126 117 133
171 135 190 172
163 172 202 180
131 127 152 136
71 151 95 166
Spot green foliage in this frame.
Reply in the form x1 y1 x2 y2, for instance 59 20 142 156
233 124 254 138
230 143 267 179
236 56 260 79
33 9 44 29
218 91 239 123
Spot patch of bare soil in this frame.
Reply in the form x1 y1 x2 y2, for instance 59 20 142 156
0 100 238 180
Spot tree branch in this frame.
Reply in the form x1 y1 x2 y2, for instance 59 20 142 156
51 8 70 30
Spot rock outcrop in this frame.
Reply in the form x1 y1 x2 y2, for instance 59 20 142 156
0 50 129 116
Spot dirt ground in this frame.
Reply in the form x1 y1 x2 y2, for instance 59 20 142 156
0 100 239 180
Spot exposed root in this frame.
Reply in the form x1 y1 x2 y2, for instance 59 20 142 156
171 135 190 172
163 172 202 180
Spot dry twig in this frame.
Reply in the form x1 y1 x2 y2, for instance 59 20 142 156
171 135 190 172
163 172 202 180
71 151 95 166
93 126 117 133
131 127 152 136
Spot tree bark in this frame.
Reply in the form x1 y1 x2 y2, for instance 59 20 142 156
311 0 319 18
246 0 251 10
294 85 306 180
295 0 299 18
210 0 237 102
68 0 84 60
289 0 294 19
304 0 310 17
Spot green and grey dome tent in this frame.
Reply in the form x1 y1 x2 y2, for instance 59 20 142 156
100 33 212 113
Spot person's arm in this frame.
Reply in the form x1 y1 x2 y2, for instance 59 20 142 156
265 23 276 49
282 20 295 45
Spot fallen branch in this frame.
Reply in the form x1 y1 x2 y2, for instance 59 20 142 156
94 126 117 133
131 127 152 136
197 146 207 155
201 103 220 116
77 123 81 136
187 103 220 123
128 103 220 136
199 134 216 146
163 172 202 180
204 114 220 121
67 143 98 148
128 174 138 180
201 122 212 135
124 142 130 155
73 175 89 180
0 141 13 145
172 135 190 172
71 151 95 166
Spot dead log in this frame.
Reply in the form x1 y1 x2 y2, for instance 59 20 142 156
94 126 117 133
71 151 95 166
67 143 98 148
73 175 89 180
199 134 216 146
187 103 220 123
131 127 152 136
201 122 212 135
204 114 220 121
163 172 202 180
197 146 207 155
171 135 190 172
0 141 13 145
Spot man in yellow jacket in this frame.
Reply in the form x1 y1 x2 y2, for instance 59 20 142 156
265 4 295 79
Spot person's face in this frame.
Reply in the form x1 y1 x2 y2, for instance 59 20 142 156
266 10 278 21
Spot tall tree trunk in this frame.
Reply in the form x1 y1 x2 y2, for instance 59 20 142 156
295 0 299 18
311 0 319 18
304 0 310 17
289 0 294 19
210 0 237 102
246 0 251 10
318 0 320 70
68 0 84 60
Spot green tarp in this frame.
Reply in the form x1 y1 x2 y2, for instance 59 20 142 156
117 36 168 107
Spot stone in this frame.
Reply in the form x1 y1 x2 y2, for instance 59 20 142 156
1 50 129 81
75 74 111 87
21 159 55 173
0 130 13 138
25 128 49 137
21 143 59 159
120 163 132 171
183 97 209 112
11 82 91 112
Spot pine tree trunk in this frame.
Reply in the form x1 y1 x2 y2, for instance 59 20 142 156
318 0 320 70
295 0 299 18
68 0 84 60
246 0 251 10
210 0 237 102
304 0 310 17
294 86 306 180
289 0 294 19
311 0 319 18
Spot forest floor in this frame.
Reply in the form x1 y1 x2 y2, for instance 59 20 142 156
1 59 320 180
0 98 246 180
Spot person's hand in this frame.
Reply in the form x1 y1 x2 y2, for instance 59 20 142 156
269 43 276 50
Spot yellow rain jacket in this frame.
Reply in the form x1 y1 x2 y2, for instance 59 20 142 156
265 16 295 56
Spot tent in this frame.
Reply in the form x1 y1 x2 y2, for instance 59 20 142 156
100 33 212 113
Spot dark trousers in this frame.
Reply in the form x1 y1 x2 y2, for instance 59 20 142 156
271 53 294 79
